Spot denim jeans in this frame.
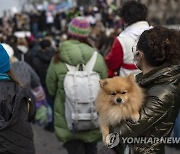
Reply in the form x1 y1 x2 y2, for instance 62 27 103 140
174 111 180 138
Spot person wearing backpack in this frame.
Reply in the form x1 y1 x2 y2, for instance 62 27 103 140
46 16 107 154
0 44 36 154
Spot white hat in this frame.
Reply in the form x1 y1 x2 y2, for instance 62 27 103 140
1 43 14 58
14 31 31 38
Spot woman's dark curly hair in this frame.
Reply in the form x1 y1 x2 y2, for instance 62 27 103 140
120 1 147 25
137 26 180 67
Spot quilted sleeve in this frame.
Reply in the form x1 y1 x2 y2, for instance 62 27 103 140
46 60 58 96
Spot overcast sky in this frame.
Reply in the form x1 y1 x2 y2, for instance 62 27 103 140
0 0 25 16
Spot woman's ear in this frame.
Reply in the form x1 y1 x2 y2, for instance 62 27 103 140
138 51 144 60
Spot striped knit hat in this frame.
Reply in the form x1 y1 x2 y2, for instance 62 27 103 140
68 17 90 38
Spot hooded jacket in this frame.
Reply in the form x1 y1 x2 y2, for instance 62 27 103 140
105 21 151 77
11 61 40 89
46 39 107 143
110 64 180 154
0 80 36 154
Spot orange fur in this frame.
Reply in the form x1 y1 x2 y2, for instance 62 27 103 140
95 74 145 144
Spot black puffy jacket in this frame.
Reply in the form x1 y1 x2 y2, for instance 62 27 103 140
32 47 55 87
110 64 180 154
0 80 36 154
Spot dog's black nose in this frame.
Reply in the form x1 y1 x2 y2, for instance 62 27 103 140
116 98 122 103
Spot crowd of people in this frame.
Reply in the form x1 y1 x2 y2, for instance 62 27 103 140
0 0 180 154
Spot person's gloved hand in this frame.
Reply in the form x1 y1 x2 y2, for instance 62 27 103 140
35 100 52 126
35 105 47 125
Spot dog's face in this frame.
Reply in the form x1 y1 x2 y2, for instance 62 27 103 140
99 74 135 105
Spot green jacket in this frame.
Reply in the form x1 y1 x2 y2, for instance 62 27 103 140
46 40 107 143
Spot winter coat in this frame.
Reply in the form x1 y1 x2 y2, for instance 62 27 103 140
32 47 55 87
11 61 40 89
46 39 107 143
110 64 180 154
0 80 36 154
105 21 151 77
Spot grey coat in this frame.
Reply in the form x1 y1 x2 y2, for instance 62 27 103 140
11 61 40 89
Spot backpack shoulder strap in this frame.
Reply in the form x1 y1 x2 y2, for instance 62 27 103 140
65 51 98 72
65 63 76 72
85 51 98 72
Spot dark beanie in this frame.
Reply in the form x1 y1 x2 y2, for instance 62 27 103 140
0 44 10 73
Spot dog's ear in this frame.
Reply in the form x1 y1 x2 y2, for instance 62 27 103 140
128 74 135 81
99 79 107 87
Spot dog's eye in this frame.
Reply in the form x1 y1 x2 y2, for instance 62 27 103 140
110 91 116 96
121 91 127 94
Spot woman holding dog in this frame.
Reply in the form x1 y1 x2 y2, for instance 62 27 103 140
110 26 180 154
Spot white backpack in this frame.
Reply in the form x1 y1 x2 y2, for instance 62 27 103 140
64 51 100 131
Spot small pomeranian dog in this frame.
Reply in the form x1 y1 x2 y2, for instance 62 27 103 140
95 74 145 144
